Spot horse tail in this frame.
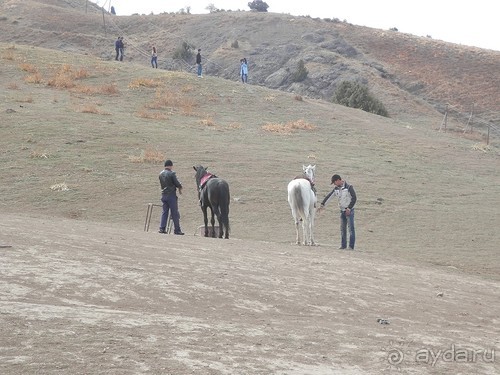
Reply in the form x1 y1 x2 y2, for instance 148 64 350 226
291 183 306 220
220 182 230 237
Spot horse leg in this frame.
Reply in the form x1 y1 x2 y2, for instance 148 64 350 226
302 218 309 245
202 206 209 237
210 208 216 238
211 205 224 238
293 215 301 245
309 210 316 246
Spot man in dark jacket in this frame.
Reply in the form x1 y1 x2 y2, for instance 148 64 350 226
115 37 121 60
159 160 184 235
196 49 202 77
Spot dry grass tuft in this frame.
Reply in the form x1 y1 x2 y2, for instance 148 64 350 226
100 84 119 94
30 150 49 159
136 109 168 120
19 63 38 73
47 64 89 89
128 78 160 89
2 50 15 61
147 89 197 115
181 84 195 93
294 95 303 101
228 123 242 129
72 84 119 95
261 119 316 134
199 117 216 126
471 143 491 152
50 182 69 191
78 104 110 115
7 82 20 90
265 95 277 102
16 96 33 103
129 147 165 164
24 72 43 84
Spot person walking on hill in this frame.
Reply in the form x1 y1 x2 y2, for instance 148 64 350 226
115 36 121 61
118 37 125 61
317 174 357 249
196 48 202 77
240 58 248 83
151 46 158 68
158 160 184 235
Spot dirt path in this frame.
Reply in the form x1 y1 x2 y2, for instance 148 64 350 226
1 213 498 374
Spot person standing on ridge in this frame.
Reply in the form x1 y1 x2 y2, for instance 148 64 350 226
240 58 248 83
151 46 158 68
196 48 202 77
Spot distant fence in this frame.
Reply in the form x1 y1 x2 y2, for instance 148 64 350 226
438 104 499 146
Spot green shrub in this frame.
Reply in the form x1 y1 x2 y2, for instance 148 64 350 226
333 81 389 117
291 60 308 82
172 42 194 62
248 0 269 12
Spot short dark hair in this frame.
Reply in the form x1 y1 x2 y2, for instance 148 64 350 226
331 174 341 183
164 159 173 167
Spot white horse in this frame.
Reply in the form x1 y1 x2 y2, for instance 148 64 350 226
287 165 317 245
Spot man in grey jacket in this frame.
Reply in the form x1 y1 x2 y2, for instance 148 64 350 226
159 160 184 235
318 174 357 249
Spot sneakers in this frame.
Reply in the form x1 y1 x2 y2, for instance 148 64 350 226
348 247 355 250
338 246 346 249
159 229 167 234
174 231 185 235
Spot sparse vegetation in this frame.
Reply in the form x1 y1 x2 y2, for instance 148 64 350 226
199 116 216 126
128 78 160 89
172 41 195 62
24 72 43 84
333 81 389 117
261 119 316 134
129 147 165 163
291 60 308 82
136 109 168 120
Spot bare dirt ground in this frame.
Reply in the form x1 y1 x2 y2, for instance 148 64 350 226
1 43 499 374
0 213 499 374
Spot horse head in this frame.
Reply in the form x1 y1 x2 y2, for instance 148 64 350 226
193 165 208 188
303 164 316 184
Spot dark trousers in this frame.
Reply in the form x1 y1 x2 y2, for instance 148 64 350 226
340 209 355 249
160 194 181 232
115 48 120 60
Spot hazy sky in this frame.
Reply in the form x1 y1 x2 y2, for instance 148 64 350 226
93 0 499 51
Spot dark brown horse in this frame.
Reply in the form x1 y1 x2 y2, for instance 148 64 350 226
193 165 230 239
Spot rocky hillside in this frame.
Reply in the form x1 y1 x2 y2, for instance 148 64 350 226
1 0 499 127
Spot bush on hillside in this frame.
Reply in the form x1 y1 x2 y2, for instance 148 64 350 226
291 60 308 82
248 0 269 12
173 42 194 62
333 81 389 117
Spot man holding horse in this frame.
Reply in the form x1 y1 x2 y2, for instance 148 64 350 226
318 174 357 249
159 160 184 235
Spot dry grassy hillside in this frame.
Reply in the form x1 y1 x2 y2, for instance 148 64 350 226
1 0 499 133
1 42 499 278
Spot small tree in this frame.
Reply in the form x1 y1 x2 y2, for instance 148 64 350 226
206 3 218 13
291 60 308 82
248 0 269 12
333 81 389 117
173 42 194 62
